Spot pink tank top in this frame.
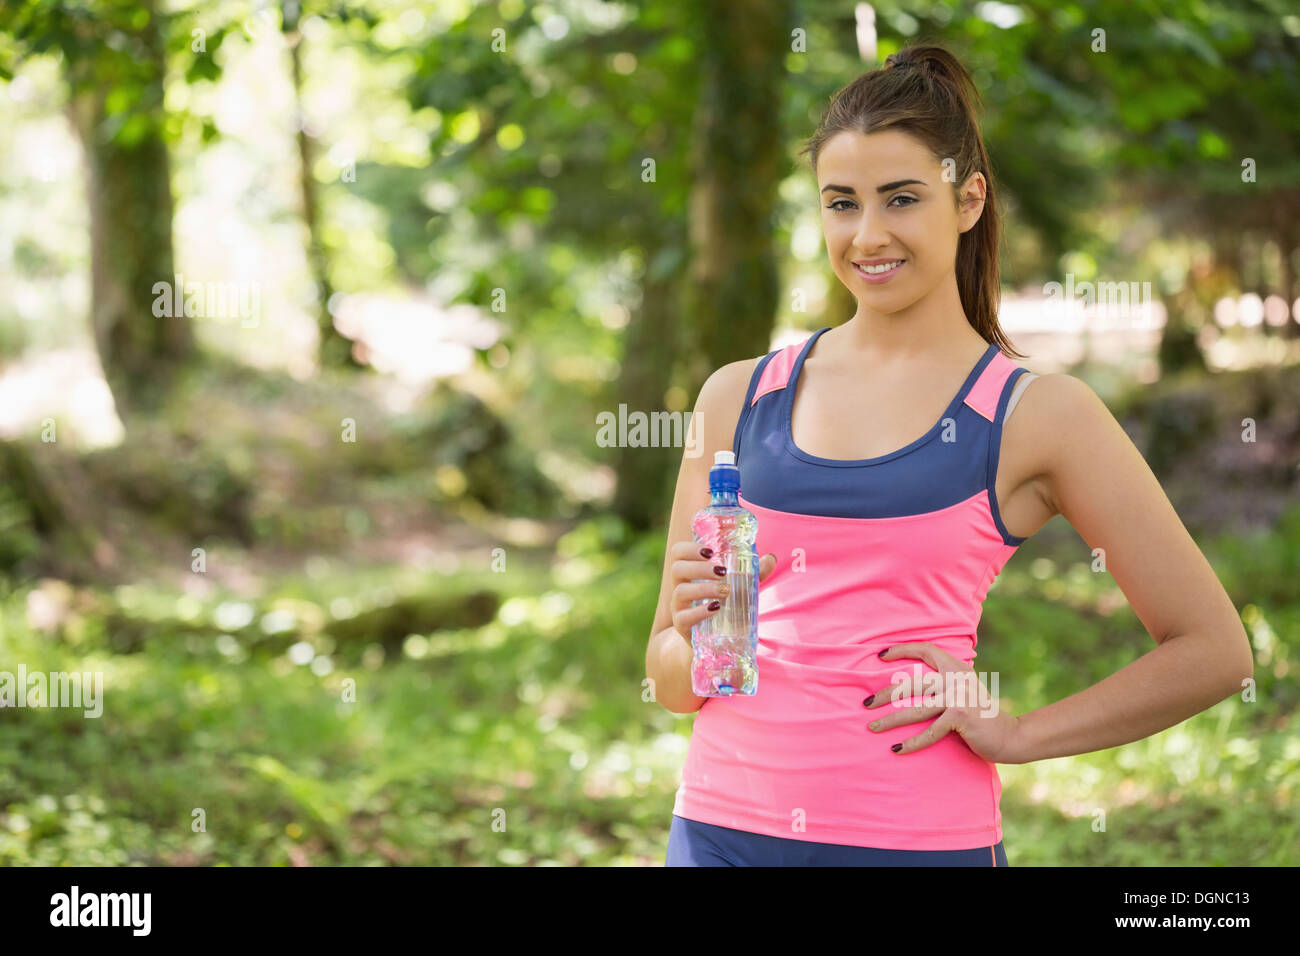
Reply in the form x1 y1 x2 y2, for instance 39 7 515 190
671 326 1033 850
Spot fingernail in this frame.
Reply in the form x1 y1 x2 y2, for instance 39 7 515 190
707 601 721 611
713 565 726 576
877 647 892 658
700 547 713 558
862 695 875 707
891 743 902 753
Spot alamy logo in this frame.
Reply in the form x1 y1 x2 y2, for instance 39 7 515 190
49 886 151 936
595 405 701 457
0 666 102 717
152 273 261 328
887 664 1000 717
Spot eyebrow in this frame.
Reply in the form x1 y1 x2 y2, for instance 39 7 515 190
820 179 927 195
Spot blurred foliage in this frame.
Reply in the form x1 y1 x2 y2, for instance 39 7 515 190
415 383 559 519
1143 381 1220 476
87 439 258 544
0 482 41 577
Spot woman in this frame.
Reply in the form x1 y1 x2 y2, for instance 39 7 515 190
645 43 1253 866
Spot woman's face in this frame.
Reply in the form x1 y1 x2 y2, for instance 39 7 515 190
816 128 985 311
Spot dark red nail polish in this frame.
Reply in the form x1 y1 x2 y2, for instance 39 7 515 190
891 743 902 752
700 547 713 558
862 695 875 707
877 647 892 658
714 565 726 576
707 600 721 611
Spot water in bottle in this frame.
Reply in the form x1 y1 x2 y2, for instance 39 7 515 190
690 450 759 696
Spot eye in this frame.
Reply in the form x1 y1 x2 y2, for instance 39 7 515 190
826 195 917 212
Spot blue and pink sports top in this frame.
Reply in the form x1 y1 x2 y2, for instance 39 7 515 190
671 326 1036 850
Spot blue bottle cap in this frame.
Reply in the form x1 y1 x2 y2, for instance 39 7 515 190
709 450 740 494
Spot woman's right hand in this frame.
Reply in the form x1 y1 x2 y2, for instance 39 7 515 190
669 541 778 647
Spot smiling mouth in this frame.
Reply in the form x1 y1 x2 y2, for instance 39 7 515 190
853 259 905 277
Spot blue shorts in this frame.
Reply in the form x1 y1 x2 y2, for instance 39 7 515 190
665 815 1009 867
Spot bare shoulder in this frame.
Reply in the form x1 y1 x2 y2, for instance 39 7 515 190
1020 370 1099 406
693 356 761 448
1008 369 1154 522
1012 371 1105 432
698 356 761 406
1002 372 1114 514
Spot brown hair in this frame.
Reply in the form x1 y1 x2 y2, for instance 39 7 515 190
798 42 1024 359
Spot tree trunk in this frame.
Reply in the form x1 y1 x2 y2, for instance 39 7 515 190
679 0 792 394
611 254 682 530
283 7 363 370
1275 196 1298 341
65 0 190 422
1157 287 1207 377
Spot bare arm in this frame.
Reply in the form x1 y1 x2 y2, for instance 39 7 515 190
1003 375 1254 764
645 358 757 715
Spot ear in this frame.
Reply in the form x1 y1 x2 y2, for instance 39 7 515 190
957 171 987 233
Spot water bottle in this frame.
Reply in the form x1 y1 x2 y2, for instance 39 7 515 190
690 450 759 696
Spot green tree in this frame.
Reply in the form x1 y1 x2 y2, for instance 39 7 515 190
1 0 192 419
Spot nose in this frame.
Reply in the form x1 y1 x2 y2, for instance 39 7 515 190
850 207 893 255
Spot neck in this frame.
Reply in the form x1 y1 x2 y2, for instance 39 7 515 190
838 278 982 360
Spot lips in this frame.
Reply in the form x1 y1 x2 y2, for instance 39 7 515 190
854 259 905 277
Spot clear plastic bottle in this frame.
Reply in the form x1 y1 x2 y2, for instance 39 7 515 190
690 450 759 696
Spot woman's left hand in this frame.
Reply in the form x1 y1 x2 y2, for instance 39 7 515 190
864 642 1023 764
